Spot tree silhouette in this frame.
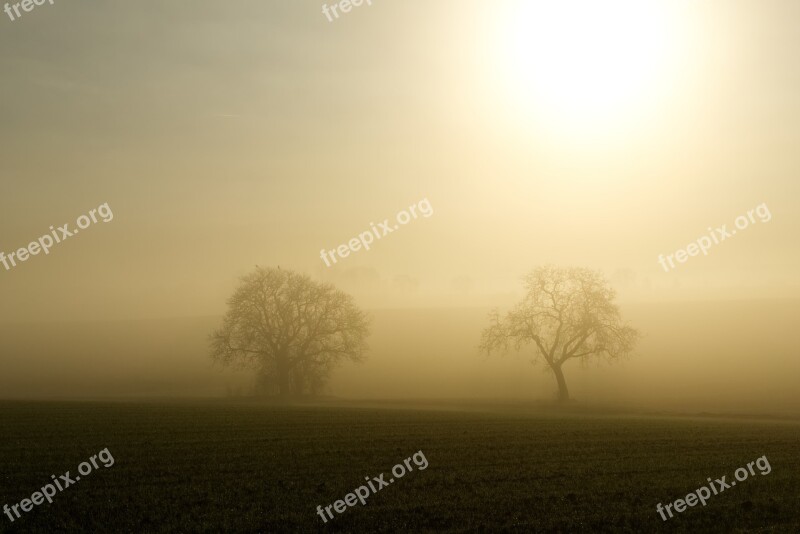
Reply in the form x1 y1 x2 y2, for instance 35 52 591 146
480 266 639 403
210 267 370 397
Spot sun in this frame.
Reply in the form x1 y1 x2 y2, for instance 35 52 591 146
494 0 677 137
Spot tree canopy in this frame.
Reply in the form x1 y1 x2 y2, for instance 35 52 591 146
210 267 370 397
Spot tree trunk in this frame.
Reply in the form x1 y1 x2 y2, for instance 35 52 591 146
276 355 292 398
292 366 305 397
551 363 570 403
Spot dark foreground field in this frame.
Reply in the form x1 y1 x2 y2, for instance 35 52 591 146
1 400 799 533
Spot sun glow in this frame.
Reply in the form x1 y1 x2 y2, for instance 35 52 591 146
495 0 679 137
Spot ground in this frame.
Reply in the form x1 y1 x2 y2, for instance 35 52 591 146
0 399 798 533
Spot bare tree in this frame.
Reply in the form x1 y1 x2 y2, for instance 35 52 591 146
210 267 370 398
480 266 639 403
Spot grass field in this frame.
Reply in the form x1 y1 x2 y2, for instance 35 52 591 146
1 400 798 533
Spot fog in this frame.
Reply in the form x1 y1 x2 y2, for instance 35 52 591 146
0 298 797 415
1 1 799 415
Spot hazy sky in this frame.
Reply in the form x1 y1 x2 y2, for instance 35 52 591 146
2 0 799 322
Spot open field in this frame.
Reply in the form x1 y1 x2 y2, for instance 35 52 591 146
1 400 799 533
